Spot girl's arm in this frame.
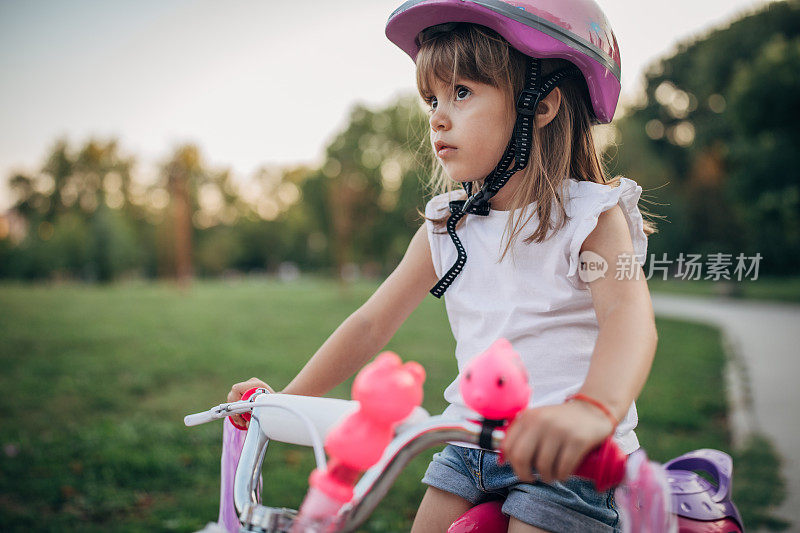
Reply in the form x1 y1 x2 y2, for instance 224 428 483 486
503 205 657 483
279 223 438 397
578 205 658 420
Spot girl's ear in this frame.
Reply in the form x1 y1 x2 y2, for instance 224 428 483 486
534 87 562 129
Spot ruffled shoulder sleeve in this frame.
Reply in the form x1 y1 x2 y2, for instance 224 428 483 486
565 177 648 289
424 192 453 220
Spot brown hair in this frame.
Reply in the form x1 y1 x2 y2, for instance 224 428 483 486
416 23 656 260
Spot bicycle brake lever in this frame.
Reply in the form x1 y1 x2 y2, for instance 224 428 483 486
184 400 255 426
184 408 222 426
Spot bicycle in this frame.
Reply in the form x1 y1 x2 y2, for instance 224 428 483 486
185 342 744 533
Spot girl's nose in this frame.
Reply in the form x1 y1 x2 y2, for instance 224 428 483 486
429 106 450 131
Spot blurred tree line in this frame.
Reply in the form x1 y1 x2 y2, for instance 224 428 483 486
1 1 797 282
0 97 430 282
611 0 800 275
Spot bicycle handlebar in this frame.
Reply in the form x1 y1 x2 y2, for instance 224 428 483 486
185 339 682 533
203 394 622 533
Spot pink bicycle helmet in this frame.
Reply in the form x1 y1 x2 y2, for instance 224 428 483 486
386 0 622 297
386 0 621 124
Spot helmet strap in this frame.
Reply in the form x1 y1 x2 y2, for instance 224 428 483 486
430 58 581 298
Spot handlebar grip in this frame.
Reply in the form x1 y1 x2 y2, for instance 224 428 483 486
184 410 217 426
573 437 627 491
239 387 263 423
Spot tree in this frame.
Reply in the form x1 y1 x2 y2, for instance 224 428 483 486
163 146 198 284
6 139 142 281
608 0 800 274
298 96 429 277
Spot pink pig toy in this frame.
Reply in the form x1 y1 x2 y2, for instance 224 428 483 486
293 351 425 531
449 339 629 533
460 338 531 421
457 338 626 491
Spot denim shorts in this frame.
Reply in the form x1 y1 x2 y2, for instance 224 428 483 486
421 444 620 532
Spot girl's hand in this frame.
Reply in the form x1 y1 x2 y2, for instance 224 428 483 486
501 401 614 484
227 377 274 429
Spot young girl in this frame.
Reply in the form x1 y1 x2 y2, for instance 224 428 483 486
229 1 657 531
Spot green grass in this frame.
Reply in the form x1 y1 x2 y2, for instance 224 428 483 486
635 320 788 530
648 275 800 303
0 279 787 531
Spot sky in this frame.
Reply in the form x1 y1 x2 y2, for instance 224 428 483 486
0 0 777 211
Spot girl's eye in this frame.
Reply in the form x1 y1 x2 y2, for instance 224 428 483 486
423 96 437 113
425 86 468 112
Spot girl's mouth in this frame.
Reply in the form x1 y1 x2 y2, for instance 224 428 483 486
434 141 456 158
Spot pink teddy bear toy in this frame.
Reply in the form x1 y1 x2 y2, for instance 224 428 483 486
294 351 425 530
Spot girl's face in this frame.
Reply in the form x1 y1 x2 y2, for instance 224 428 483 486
426 78 514 183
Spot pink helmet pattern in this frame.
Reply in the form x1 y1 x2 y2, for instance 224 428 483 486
386 0 621 123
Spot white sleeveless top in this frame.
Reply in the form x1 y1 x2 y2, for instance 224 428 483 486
425 177 648 454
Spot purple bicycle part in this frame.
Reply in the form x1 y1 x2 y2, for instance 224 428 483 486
664 449 744 530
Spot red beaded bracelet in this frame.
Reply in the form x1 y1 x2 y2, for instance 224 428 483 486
565 393 619 431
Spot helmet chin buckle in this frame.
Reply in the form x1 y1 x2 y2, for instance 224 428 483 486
460 188 491 214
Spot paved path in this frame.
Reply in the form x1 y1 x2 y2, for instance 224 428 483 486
652 293 800 531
